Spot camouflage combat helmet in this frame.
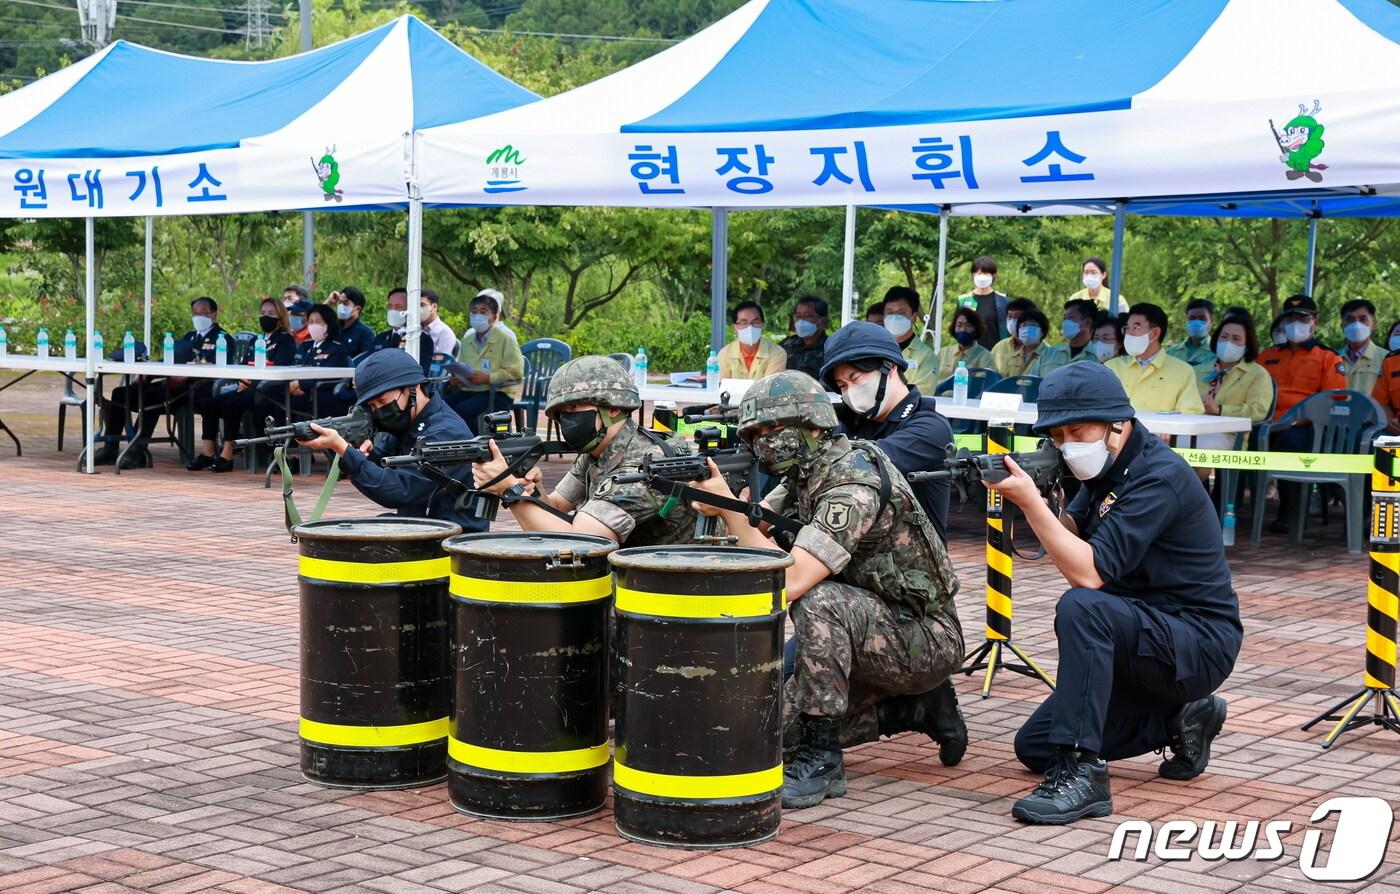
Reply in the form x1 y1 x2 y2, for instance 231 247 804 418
545 355 641 415
737 370 839 442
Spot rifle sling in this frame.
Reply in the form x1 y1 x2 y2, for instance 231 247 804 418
648 475 804 536
275 444 341 542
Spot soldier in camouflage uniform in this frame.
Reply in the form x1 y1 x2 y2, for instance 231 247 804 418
471 355 696 544
689 370 965 809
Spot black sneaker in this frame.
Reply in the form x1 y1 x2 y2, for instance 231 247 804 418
210 457 234 473
186 454 216 471
1159 695 1227 781
878 681 968 767
781 714 846 810
1011 751 1112 825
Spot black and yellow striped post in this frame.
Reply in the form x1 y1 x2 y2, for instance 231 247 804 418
294 518 460 789
1302 436 1400 747
609 545 791 849
961 422 1056 697
443 532 616 820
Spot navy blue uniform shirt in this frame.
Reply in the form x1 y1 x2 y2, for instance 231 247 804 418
1066 422 1243 677
339 392 485 532
174 325 228 363
341 319 376 358
837 386 952 541
263 330 296 367
372 329 435 374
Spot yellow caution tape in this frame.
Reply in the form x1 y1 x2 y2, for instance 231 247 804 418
1170 448 1373 474
299 716 448 748
450 573 612 605
448 736 609 775
298 556 449 585
614 586 785 619
612 760 782 800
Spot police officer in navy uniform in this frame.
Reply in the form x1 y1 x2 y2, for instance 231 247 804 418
281 303 353 417
296 348 487 533
372 287 435 374
984 362 1241 825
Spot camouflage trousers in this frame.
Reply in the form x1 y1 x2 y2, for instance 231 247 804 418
784 581 964 749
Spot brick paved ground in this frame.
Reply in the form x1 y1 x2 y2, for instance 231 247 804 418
1 372 1398 894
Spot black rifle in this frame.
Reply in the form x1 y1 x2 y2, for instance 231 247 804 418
234 406 376 450
908 442 1063 503
379 411 573 521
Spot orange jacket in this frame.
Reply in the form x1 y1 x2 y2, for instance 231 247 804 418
1372 351 1400 413
1257 341 1347 419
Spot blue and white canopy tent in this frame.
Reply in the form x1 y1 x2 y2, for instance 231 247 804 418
0 15 537 471
417 0 1400 347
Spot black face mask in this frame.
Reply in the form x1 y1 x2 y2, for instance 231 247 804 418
372 391 414 435
258 315 279 334
559 409 605 452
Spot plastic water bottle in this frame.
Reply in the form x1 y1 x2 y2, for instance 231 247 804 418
706 349 720 391
633 347 648 389
254 335 267 368
215 333 228 366
36 328 49 359
953 361 970 405
92 330 104 360
1222 503 1236 547
163 331 175 364
122 331 136 364
63 328 77 359
0 326 7 359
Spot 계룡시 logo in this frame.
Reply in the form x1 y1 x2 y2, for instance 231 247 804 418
1270 100 1328 183
312 146 344 202
485 144 527 194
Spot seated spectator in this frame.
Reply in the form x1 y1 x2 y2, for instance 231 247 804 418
864 301 885 325
282 284 307 311
328 286 376 357
1002 309 1068 377
261 303 353 419
478 288 518 342
1089 312 1124 363
718 300 787 379
287 298 313 343
1106 303 1204 414
372 287 435 372
936 306 993 383
1167 298 1217 386
1372 320 1400 433
97 296 227 469
956 256 1009 349
880 286 939 393
1337 298 1384 397
1268 314 1287 348
444 291 525 432
990 297 1037 376
1068 255 1125 314
1194 309 1273 478
419 289 459 356
1255 294 1347 533
189 297 297 472
780 295 829 381
1060 298 1099 363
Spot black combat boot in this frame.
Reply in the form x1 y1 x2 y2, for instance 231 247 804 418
877 681 968 767
1159 695 1227 781
1011 748 1112 825
781 714 845 810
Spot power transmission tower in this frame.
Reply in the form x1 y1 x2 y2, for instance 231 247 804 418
76 0 117 47
245 0 272 48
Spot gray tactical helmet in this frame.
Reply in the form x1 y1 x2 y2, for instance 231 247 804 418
545 355 641 416
737 370 838 443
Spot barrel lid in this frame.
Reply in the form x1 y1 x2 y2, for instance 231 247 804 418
609 545 793 572
443 532 617 559
292 517 462 542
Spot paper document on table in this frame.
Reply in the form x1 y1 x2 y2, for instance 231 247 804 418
442 361 474 382
980 392 1022 412
669 371 705 387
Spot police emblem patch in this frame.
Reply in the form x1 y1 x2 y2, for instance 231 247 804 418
1099 492 1117 517
822 500 854 532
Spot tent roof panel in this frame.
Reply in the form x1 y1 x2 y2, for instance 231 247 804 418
406 16 538 131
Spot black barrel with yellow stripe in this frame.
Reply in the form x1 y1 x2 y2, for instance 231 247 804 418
609 545 792 849
443 532 616 820
294 518 460 789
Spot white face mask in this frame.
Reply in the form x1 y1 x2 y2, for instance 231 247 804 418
1083 273 1103 290
883 314 913 338
1123 332 1151 357
470 313 492 334
1061 435 1114 481
841 372 883 415
737 324 763 346
1090 341 1118 362
1344 321 1372 344
1272 330 1287 346
1285 320 1313 344
192 315 213 334
1216 341 1246 364
336 302 353 320
307 322 328 343
973 273 994 289
387 309 407 329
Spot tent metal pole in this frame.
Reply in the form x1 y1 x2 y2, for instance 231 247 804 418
83 216 97 475
710 208 728 352
930 205 949 349
300 0 314 293
405 131 423 364
142 216 152 351
1305 213 1319 296
840 204 857 327
1109 201 1127 316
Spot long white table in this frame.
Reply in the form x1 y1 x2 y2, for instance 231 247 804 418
934 396 1252 441
95 360 357 381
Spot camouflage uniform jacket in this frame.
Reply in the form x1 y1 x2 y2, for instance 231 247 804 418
785 434 960 618
553 420 697 545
